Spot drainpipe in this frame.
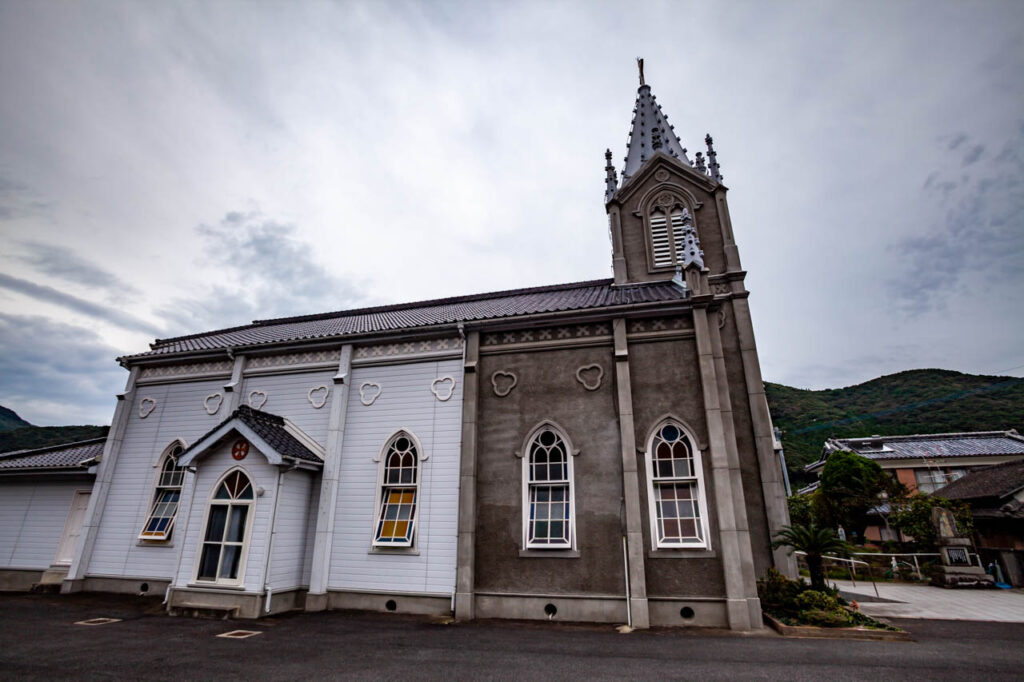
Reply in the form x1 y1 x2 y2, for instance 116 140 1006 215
262 463 293 614
620 496 632 628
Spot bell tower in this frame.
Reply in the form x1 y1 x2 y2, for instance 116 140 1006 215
605 60 741 291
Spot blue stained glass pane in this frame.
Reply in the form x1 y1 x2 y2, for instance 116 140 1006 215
662 425 680 441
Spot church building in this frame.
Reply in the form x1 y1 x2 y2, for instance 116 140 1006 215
43 66 790 630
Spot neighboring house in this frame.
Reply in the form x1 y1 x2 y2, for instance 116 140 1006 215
803 431 1024 541
935 460 1024 587
0 439 103 591
9 68 790 631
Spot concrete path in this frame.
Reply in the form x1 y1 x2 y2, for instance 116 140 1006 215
833 579 1024 622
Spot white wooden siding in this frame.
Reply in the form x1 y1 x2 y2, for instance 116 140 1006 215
173 444 279 591
0 480 85 569
240 371 335 446
86 379 230 579
268 469 316 591
329 360 462 595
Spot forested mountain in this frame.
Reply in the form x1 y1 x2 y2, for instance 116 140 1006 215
766 369 1024 487
0 405 32 431
0 404 109 453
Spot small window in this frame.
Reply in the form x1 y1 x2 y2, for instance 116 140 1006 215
373 432 420 547
522 424 576 549
648 202 695 269
645 421 710 549
196 470 254 584
139 444 186 541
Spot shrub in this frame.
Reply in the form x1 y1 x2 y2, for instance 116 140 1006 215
757 568 804 613
795 590 841 612
798 607 853 627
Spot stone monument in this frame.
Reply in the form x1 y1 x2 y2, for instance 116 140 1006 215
929 507 994 588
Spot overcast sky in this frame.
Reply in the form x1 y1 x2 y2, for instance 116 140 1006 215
1 0 1022 426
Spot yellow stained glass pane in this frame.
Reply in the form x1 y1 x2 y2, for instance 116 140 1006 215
393 521 408 537
386 490 403 503
400 492 415 504
382 521 396 537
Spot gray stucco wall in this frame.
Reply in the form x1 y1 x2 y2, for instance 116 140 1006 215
628 336 726 598
475 345 625 596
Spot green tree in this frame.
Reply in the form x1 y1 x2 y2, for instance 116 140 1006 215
889 494 973 548
814 450 899 543
787 494 815 526
771 522 849 591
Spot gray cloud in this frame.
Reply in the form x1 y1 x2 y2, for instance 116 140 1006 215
0 273 162 335
0 313 124 425
157 210 367 336
888 124 1024 313
0 174 54 220
15 241 140 298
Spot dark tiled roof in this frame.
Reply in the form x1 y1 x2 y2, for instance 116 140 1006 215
934 460 1024 501
830 431 1024 461
128 278 687 359
0 438 105 473
180 405 322 464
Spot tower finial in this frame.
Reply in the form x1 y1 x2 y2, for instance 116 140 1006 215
604 149 618 202
637 57 645 86
705 134 722 181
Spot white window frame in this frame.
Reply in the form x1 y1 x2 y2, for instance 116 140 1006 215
193 467 255 586
518 421 578 551
138 440 188 542
644 418 711 550
371 430 426 549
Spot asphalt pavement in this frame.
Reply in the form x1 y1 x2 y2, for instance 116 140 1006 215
1 592 1023 680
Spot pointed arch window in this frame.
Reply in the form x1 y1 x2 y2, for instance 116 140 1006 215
644 421 710 549
649 205 694 268
521 424 576 549
139 442 186 541
196 470 254 584
373 432 420 547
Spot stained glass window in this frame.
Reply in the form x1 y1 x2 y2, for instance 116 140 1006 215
139 444 186 541
197 470 253 583
525 426 573 549
647 422 708 548
373 433 419 546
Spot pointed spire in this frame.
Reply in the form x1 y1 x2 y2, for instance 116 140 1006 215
705 134 722 181
604 149 618 202
694 151 706 174
620 63 691 184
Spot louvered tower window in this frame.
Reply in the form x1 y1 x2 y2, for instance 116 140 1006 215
648 204 695 268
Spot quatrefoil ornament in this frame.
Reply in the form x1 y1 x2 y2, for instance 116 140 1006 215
359 382 382 406
430 376 456 402
204 392 224 415
138 397 157 419
575 364 604 391
491 371 518 398
307 385 329 409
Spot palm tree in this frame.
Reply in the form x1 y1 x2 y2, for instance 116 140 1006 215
772 522 848 591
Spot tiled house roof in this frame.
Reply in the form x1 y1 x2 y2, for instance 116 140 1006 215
179 405 323 465
806 430 1024 472
934 460 1024 501
0 438 105 473
127 278 688 360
